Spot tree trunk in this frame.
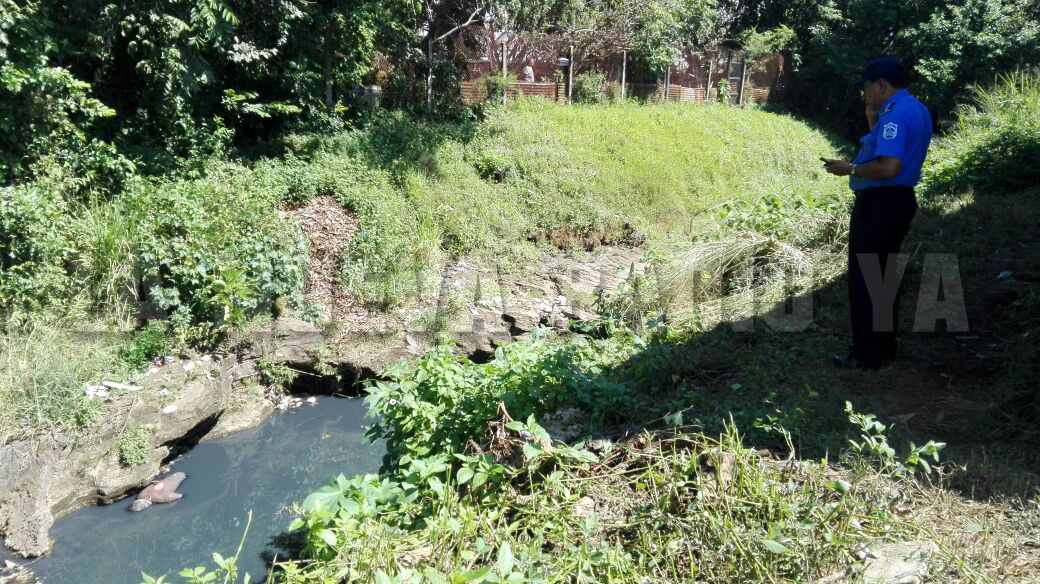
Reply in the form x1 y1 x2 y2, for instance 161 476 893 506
426 36 434 113
621 50 627 100
324 41 333 107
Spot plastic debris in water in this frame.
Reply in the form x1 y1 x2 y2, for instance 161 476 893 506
997 271 1013 280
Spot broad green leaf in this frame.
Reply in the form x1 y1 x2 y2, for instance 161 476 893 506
497 541 515 574
301 485 343 512
319 529 338 546
761 539 789 555
522 442 541 460
457 466 475 485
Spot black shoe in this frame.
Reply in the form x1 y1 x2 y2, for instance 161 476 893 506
846 343 897 363
832 353 881 370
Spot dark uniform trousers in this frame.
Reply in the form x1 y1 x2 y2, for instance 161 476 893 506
848 185 917 365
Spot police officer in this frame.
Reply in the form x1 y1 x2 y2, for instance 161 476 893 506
823 56 932 370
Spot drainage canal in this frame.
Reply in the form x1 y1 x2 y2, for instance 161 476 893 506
12 375 383 583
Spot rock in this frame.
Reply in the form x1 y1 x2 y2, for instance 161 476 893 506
0 443 33 500
455 329 511 357
501 306 542 334
860 540 938 584
572 496 597 518
0 480 52 558
561 304 598 322
206 393 275 441
268 317 323 364
88 447 170 502
0 559 38 584
700 450 738 495
0 355 235 557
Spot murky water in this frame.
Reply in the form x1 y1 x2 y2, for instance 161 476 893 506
9 396 382 584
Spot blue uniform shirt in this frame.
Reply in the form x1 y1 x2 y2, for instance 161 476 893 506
850 89 932 191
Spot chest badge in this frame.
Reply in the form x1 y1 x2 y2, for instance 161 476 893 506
882 122 898 140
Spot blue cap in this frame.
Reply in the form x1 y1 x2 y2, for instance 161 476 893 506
851 56 905 86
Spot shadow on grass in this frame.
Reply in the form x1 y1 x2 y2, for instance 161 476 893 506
235 111 482 182
594 183 1040 501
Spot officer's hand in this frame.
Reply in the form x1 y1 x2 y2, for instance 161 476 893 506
821 158 852 176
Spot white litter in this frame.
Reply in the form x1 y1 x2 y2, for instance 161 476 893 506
83 384 108 399
161 404 178 415
102 380 142 392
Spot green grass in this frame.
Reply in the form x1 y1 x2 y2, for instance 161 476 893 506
921 71 1040 196
284 100 845 304
0 308 134 444
265 328 982 583
470 100 845 242
1 100 846 443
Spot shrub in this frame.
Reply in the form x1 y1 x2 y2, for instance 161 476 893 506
257 354 298 389
118 321 174 369
137 164 309 331
118 425 149 467
921 71 1040 196
481 74 517 103
573 71 607 104
717 79 732 103
0 184 70 310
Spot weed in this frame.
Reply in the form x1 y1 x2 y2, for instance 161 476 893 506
118 320 173 369
257 354 297 389
118 425 149 467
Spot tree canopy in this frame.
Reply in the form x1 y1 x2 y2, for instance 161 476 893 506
2 0 1038 186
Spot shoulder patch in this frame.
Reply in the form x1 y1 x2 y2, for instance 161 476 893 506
882 122 898 140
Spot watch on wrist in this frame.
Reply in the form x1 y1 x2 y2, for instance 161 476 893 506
850 163 858 177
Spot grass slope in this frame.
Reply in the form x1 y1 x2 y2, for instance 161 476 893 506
1 101 845 444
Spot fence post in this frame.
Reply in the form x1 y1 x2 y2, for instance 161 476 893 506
567 45 574 104
501 43 508 106
621 50 627 100
737 59 747 105
705 58 713 102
